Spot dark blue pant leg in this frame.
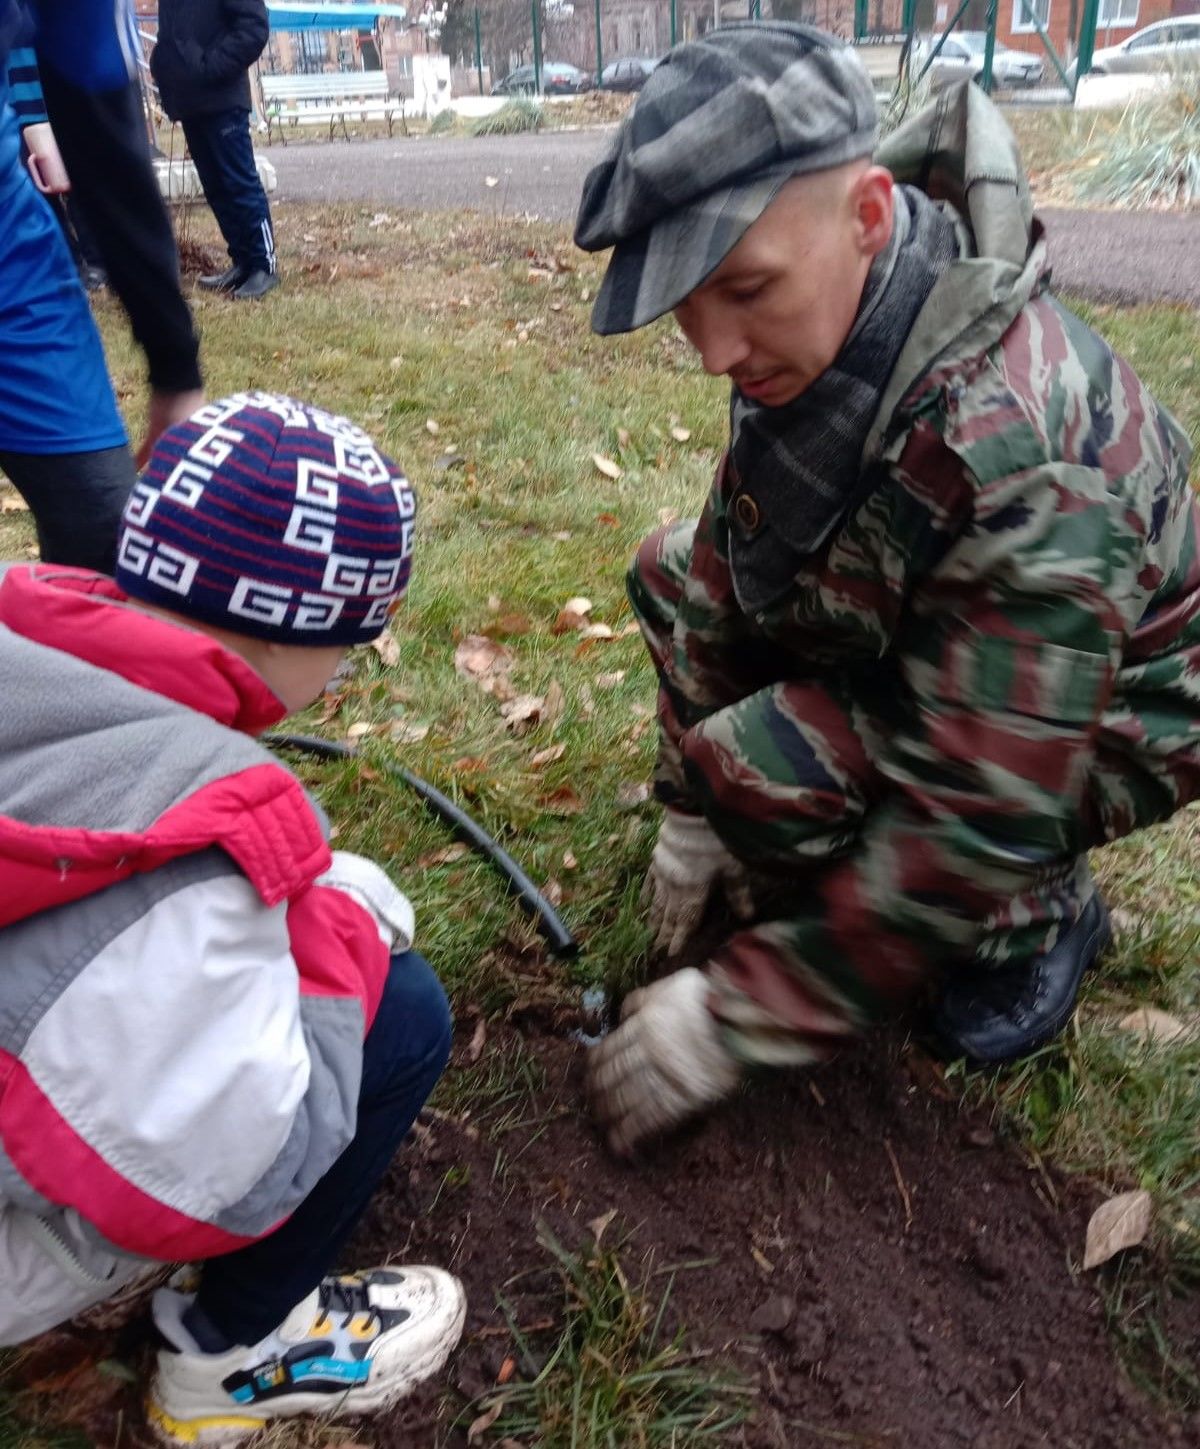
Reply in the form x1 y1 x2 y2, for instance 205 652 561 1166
182 109 276 275
193 952 453 1345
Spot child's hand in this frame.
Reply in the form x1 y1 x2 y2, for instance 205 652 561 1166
23 122 71 195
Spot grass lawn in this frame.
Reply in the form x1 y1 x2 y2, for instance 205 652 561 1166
1 203 1198 1443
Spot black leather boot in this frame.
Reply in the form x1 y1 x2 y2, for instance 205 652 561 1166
933 893 1112 1064
198 264 247 293
231 270 281 301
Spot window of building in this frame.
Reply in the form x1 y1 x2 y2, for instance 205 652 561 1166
1097 0 1139 28
1011 0 1050 32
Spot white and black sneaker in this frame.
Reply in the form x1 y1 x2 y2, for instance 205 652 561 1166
147 1267 466 1446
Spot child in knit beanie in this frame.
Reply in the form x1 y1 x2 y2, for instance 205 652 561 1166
0 393 465 1444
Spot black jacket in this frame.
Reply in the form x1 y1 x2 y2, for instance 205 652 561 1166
151 0 268 121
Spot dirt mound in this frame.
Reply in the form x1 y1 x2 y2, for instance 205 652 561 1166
358 1029 1198 1449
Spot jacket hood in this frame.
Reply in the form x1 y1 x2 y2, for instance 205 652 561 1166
865 82 1048 461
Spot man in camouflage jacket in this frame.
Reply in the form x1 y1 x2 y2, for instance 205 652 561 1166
574 23 1200 1155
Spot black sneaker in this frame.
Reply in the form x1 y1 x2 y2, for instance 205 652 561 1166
933 893 1112 1065
231 270 281 301
198 264 247 293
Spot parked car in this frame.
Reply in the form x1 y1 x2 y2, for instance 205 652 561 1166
599 56 659 92
1074 14 1200 80
919 30 1045 89
492 62 593 96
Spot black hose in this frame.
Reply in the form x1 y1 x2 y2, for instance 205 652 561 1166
265 731 579 959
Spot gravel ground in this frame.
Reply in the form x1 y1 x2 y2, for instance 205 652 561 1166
265 127 1200 308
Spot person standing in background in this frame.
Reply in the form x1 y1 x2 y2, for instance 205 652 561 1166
152 0 281 302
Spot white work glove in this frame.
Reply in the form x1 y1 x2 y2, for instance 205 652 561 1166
643 810 755 957
586 967 741 1157
315 850 415 953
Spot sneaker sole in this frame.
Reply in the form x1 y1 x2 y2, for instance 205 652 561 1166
147 1274 467 1448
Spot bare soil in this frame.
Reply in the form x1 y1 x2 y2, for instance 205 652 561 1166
10 1000 1199 1447
359 1018 1200 1448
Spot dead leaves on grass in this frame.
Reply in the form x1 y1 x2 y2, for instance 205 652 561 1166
455 635 516 700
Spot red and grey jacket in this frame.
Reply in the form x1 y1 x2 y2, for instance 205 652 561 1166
0 565 391 1285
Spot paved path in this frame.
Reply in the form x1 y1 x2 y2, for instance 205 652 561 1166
267 129 1200 309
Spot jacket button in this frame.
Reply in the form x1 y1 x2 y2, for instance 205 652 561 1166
734 493 761 533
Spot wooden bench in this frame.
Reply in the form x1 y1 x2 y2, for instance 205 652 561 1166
259 70 402 142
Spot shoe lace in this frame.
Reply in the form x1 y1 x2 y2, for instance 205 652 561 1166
320 1276 383 1336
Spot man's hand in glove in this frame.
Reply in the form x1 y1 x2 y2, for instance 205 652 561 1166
643 810 754 956
587 967 740 1156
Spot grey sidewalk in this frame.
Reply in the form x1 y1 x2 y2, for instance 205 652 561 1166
266 129 1200 309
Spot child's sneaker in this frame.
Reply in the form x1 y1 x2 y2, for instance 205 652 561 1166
147 1267 466 1446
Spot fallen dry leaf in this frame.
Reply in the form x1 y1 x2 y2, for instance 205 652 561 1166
425 418 440 435
543 877 563 906
346 721 374 741
563 595 593 615
417 843 470 867
750 1244 776 1275
596 670 626 689
388 719 429 745
484 612 533 639
596 511 620 527
562 850 578 870
371 630 401 667
496 1356 517 1386
541 784 584 815
530 743 566 769
467 1398 504 1443
500 694 544 733
454 635 514 697
670 425 692 442
553 608 589 635
617 427 631 448
592 452 622 480
464 1015 487 1067
1116 1008 1196 1046
588 1207 618 1247
543 679 565 724
580 622 616 641
1084 1189 1153 1270
616 781 652 809
658 506 679 527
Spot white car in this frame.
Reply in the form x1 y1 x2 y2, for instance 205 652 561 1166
1083 14 1200 77
918 30 1046 89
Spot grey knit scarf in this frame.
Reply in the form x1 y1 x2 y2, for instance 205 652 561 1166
728 185 959 613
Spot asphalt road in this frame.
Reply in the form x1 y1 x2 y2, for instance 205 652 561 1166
267 129 1200 309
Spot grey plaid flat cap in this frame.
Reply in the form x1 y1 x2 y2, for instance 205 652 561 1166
575 22 878 335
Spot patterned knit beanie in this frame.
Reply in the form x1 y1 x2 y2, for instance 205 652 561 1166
116 392 415 646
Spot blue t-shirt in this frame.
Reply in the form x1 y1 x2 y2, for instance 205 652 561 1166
0 0 138 454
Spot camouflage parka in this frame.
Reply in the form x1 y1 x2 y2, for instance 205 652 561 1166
636 84 1200 1065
